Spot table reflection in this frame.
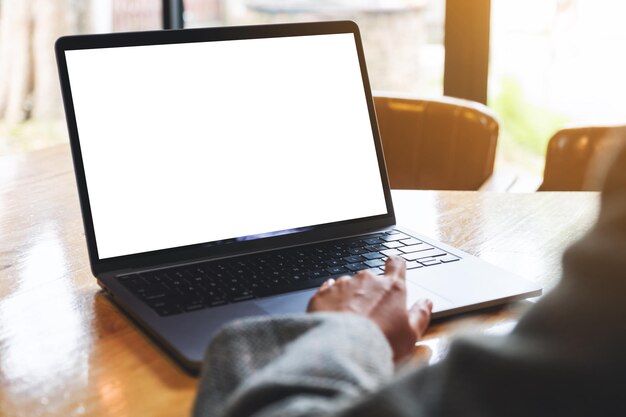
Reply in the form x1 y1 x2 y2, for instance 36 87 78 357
0 224 90 413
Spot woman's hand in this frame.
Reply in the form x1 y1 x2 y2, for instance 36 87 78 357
307 256 432 363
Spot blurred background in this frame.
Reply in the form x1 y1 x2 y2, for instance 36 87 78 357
1 0 625 187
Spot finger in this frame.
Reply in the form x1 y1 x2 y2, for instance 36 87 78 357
319 278 336 291
354 269 375 281
336 275 351 283
408 299 433 339
383 256 406 281
306 292 320 312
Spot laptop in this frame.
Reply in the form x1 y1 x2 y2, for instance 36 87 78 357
55 21 541 374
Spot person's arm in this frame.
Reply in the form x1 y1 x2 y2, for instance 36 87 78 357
193 312 393 417
193 258 432 417
332 146 626 417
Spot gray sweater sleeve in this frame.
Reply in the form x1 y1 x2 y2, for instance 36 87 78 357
194 147 626 417
193 312 394 417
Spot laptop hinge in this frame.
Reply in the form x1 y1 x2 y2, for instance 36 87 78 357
109 226 396 278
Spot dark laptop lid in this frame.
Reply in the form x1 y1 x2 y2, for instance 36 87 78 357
55 21 395 276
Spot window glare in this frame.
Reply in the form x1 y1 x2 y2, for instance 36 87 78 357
490 0 626 175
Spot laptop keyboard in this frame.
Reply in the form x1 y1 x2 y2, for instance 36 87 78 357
118 229 460 316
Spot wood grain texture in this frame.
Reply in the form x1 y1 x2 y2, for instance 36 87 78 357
0 145 600 416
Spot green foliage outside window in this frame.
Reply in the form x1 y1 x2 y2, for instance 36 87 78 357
490 76 569 174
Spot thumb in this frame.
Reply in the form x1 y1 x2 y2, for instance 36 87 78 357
408 299 433 339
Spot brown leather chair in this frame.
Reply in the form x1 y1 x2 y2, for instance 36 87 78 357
373 93 498 190
538 125 626 191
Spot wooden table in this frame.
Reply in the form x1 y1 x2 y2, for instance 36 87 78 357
0 145 600 417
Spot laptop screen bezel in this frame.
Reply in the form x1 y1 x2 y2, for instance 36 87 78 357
55 21 396 276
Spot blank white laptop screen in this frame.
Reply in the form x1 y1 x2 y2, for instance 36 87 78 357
65 33 388 259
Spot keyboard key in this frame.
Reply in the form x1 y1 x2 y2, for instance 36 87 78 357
419 258 441 266
398 244 431 253
184 303 205 312
308 270 328 279
142 290 167 301
171 270 188 279
154 304 183 316
231 291 255 302
406 261 423 269
362 252 386 260
363 237 384 245
138 270 160 279
345 263 368 272
346 247 368 255
364 244 388 252
400 238 421 246
401 249 447 261
362 267 383 276
343 255 364 264
326 266 349 275
439 254 461 263
147 299 170 308
188 275 206 284
382 241 404 249
207 299 227 307
380 248 402 257
381 233 410 242
120 274 148 288
364 259 386 268
255 276 328 298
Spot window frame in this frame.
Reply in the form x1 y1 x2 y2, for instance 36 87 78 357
162 0 491 103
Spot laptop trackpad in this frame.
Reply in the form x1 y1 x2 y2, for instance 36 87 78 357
405 281 455 313
255 288 317 314
256 284 454 316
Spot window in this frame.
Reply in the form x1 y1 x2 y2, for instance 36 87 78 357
0 0 446 156
183 0 446 95
0 0 162 155
490 0 626 177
